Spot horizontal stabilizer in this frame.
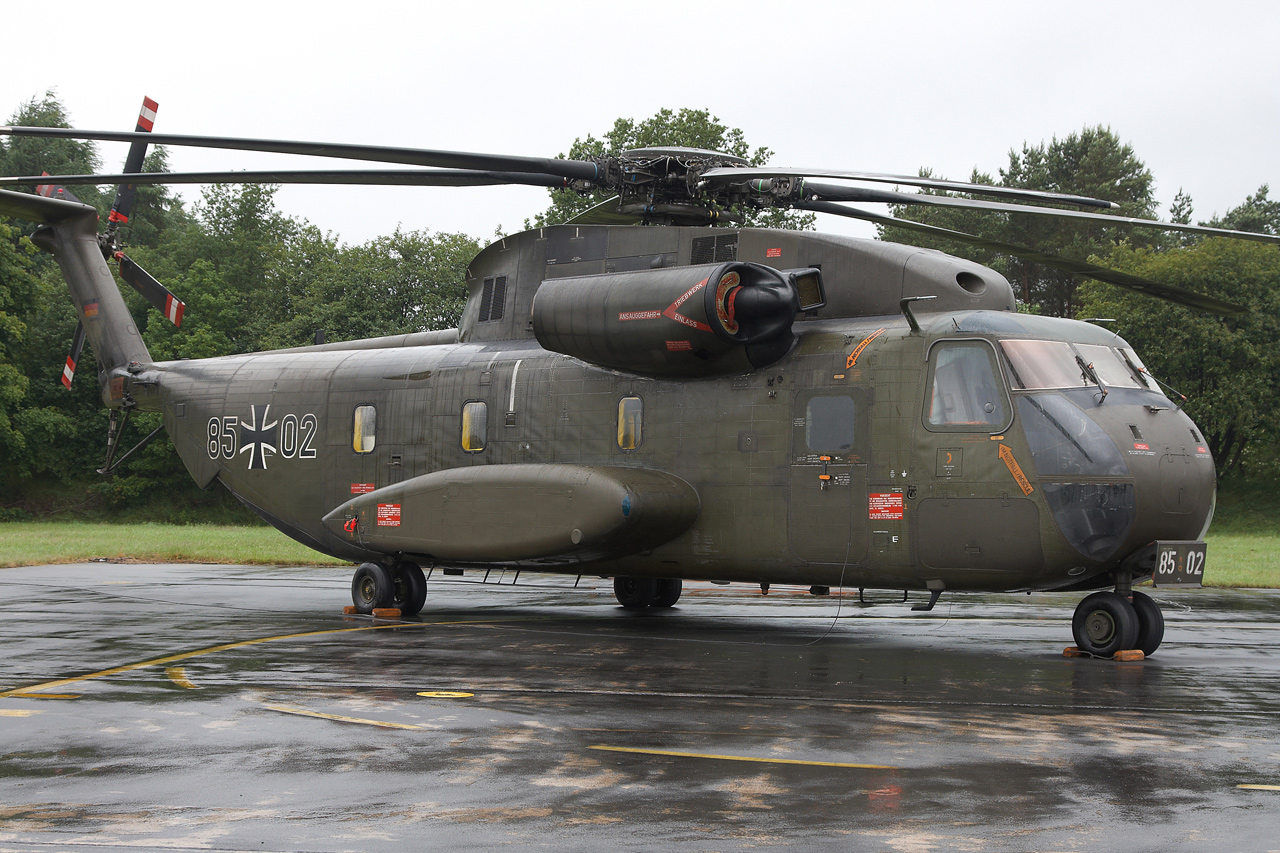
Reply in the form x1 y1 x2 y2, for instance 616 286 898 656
322 464 700 565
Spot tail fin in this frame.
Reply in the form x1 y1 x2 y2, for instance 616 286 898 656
1 188 152 406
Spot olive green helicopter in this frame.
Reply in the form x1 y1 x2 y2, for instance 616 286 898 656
3 99 1274 659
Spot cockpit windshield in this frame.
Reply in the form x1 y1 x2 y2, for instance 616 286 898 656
1000 340 1153 391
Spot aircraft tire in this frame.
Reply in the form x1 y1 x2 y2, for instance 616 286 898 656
653 578 682 608
1071 591 1139 657
351 562 394 613
1130 590 1165 656
613 576 658 609
391 561 428 617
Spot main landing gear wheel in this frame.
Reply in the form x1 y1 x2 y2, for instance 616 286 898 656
1130 590 1165 656
654 578 682 609
613 576 658 609
390 561 427 617
1071 591 1139 657
351 562 393 614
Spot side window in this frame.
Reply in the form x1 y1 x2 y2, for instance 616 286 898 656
461 401 488 452
617 396 643 450
353 405 376 453
926 342 1007 430
806 395 856 452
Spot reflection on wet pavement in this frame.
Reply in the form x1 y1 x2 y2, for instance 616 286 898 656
2 563 1279 851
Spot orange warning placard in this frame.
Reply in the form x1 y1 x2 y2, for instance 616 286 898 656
869 492 903 520
999 444 1034 495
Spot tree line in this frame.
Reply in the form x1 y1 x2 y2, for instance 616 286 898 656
0 99 1276 521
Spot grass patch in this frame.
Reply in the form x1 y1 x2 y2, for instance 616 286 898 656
1202 533 1280 588
2 479 1276 586
0 522 350 568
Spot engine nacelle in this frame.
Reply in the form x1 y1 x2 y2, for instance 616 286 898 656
531 262 824 377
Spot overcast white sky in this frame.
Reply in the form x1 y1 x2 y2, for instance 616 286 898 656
3 0 1277 247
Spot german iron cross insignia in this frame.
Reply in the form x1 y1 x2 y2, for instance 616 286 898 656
239 404 279 470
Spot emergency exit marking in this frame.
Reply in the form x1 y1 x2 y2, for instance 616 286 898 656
869 493 904 520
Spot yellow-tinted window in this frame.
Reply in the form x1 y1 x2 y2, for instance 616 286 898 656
617 396 643 450
462 401 487 452
353 405 376 453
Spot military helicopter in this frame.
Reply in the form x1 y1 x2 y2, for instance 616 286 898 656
3 101 1275 660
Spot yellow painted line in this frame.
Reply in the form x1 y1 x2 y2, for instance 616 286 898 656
165 666 198 690
417 691 474 698
0 616 538 699
1237 784 1280 791
589 744 897 770
261 703 426 730
6 693 80 700
0 709 42 717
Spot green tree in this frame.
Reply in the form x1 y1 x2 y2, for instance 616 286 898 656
1077 233 1280 477
1204 184 1279 235
533 108 814 231
259 227 479 349
879 126 1157 317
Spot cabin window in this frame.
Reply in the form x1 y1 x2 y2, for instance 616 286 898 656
352 405 377 453
926 342 1007 429
806 395 856 452
617 396 643 450
461 401 488 452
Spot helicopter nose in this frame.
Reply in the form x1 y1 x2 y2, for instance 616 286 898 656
1016 394 1216 564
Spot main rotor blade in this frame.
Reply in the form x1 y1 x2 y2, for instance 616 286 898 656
800 180 1280 246
703 166 1121 210
0 126 600 181
0 169 568 188
797 199 1248 316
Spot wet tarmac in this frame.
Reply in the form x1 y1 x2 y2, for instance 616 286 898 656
1 562 1278 852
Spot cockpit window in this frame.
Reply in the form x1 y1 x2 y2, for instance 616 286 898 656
925 342 1008 430
1001 340 1147 391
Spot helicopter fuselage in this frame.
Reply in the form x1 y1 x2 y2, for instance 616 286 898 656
120 225 1214 596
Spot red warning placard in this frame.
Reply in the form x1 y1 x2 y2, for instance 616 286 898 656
351 483 376 494
376 503 401 527
869 492 904 520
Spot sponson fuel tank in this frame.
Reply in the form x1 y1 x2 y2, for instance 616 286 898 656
531 261 824 377
321 464 701 565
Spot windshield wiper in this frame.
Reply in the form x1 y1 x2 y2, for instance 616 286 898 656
1075 354 1108 401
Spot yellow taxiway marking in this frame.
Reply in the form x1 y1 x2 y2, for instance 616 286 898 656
0 709 43 717
416 691 474 698
1238 784 1280 791
589 744 898 770
0 616 537 700
261 703 426 730
165 666 199 689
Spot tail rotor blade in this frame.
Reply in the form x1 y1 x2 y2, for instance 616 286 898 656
36 171 84 205
117 252 184 326
61 321 87 388
108 97 158 228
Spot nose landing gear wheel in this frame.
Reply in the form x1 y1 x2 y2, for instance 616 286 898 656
1130 590 1165 656
351 562 393 614
390 561 428 617
1072 591 1139 657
